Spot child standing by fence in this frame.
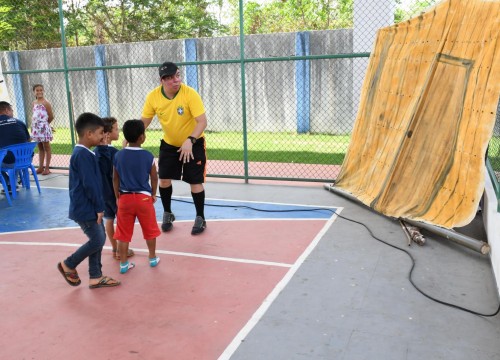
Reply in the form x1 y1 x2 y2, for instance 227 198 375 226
31 84 53 175
94 117 135 260
113 119 161 274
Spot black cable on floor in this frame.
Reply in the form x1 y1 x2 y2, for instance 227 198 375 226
332 210 500 318
172 198 500 317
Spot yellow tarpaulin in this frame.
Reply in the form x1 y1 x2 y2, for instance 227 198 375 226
335 0 500 228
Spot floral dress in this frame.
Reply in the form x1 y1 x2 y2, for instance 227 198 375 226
31 103 53 142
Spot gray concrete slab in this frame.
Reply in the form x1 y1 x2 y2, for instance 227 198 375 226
23 175 500 359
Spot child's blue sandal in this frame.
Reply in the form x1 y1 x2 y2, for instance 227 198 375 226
120 261 135 274
149 257 160 267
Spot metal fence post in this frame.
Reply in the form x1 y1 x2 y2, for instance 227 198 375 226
58 0 76 147
239 0 249 182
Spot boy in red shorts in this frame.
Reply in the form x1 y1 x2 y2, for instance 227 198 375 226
113 119 161 274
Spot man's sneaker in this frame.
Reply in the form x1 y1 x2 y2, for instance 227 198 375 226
191 216 206 235
161 212 175 232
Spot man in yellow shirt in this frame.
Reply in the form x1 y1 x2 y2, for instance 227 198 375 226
141 62 207 235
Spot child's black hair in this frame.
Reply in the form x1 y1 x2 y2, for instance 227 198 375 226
0 101 12 113
75 112 104 137
102 117 118 133
122 119 145 143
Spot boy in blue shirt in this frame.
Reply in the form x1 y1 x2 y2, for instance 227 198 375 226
94 117 135 260
113 119 161 274
57 112 120 289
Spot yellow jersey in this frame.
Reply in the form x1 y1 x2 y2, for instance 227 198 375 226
142 84 205 147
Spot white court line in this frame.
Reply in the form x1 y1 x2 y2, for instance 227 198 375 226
218 210 341 360
37 186 339 210
0 242 292 268
0 217 335 236
3 188 342 357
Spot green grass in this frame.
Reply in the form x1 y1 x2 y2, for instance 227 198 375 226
488 137 500 173
49 128 350 165
46 128 500 168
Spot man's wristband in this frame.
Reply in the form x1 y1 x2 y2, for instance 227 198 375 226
188 136 197 144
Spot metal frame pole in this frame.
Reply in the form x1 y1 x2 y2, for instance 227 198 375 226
324 184 490 254
57 0 76 148
238 0 249 183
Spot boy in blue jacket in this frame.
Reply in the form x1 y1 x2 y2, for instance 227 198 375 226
57 112 120 289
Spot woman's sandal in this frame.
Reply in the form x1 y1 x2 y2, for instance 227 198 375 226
57 262 81 286
89 276 121 289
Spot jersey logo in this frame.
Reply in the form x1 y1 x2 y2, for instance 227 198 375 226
177 106 184 115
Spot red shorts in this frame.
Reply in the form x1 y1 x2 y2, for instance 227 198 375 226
114 193 161 242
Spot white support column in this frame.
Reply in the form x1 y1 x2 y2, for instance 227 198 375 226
484 171 500 296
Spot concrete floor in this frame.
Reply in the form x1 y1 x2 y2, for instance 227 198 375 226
214 181 500 360
5 173 500 359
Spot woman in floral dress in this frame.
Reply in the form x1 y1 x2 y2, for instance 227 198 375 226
31 84 54 175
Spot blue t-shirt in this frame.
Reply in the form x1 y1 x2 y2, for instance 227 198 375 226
0 115 30 163
69 145 105 222
94 145 119 202
113 147 155 195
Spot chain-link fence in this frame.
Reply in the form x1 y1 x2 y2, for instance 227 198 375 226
0 0 498 197
488 99 500 185
1 34 366 182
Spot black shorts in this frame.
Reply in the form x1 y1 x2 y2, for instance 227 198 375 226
158 138 206 184
103 198 117 220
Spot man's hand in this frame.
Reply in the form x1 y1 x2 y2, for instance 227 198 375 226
178 139 195 163
97 212 104 224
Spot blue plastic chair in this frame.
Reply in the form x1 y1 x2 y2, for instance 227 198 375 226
0 142 41 200
0 149 13 206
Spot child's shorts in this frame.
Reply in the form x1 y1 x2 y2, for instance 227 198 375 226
103 199 117 220
114 193 161 242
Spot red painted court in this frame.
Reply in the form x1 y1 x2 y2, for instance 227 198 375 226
0 216 334 359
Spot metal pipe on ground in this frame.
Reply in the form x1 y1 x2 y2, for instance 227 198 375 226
323 183 490 255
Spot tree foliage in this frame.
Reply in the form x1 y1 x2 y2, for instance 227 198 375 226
73 0 226 45
0 0 61 50
394 0 438 23
227 0 354 35
0 0 226 50
0 0 440 51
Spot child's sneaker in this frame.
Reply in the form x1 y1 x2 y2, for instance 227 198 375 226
120 261 135 274
149 257 160 267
